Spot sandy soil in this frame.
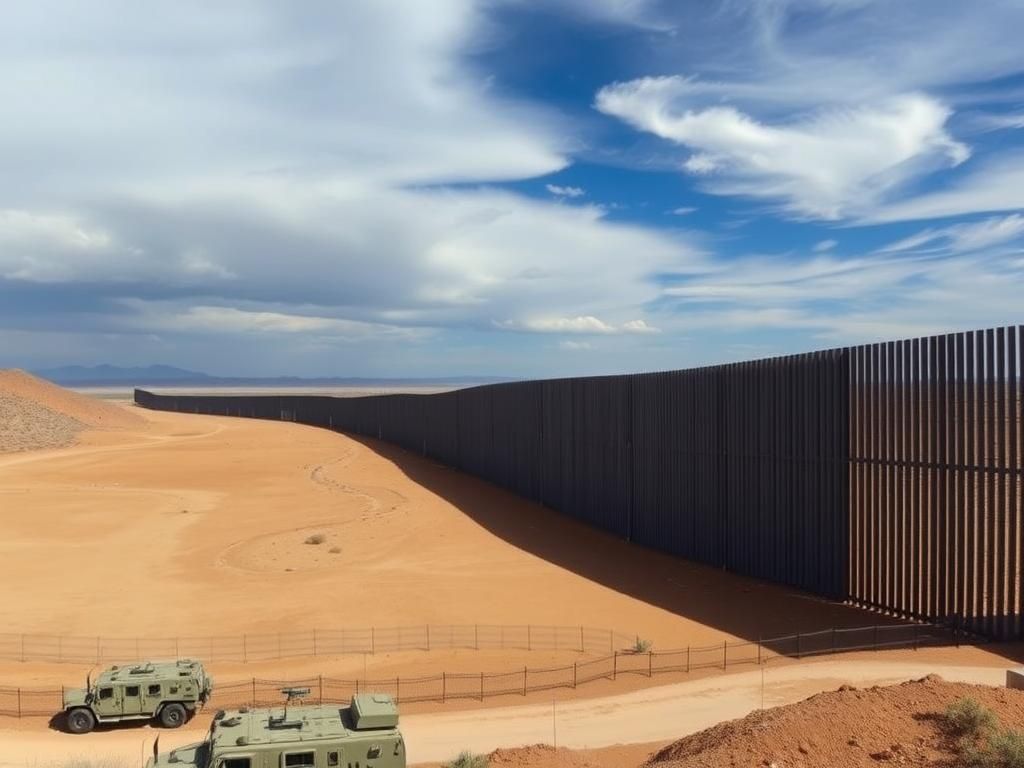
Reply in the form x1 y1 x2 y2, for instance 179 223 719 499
0 370 142 453
3 659 1021 767
0 401 902 640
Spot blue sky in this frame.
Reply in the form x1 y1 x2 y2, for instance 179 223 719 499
2 0 1024 377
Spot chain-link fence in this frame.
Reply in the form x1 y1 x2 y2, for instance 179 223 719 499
0 623 958 718
0 625 633 665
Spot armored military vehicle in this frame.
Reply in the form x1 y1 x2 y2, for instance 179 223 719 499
62 659 212 734
147 689 406 768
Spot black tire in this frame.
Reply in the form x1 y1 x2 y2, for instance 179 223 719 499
66 707 96 734
159 702 187 729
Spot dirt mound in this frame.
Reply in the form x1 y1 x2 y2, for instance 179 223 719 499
0 369 142 452
646 676 1024 768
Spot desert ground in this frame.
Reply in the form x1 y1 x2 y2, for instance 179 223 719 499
2 370 1024 766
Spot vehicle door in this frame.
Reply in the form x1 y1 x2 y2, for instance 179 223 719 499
143 681 164 713
93 684 121 718
121 683 143 716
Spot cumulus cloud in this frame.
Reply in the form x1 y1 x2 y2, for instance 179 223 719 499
596 80 968 219
546 184 586 198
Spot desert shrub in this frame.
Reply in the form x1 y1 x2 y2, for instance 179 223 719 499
946 698 998 740
304 533 326 545
328 546 341 554
443 751 489 768
632 637 652 653
987 728 1024 768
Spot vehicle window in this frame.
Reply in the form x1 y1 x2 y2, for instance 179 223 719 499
99 688 113 700
283 752 315 768
125 686 140 697
221 759 251 768
148 684 161 696
327 752 339 767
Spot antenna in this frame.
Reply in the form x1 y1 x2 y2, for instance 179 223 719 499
271 687 310 728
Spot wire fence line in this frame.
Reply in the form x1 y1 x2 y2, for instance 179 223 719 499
0 625 635 666
0 623 960 718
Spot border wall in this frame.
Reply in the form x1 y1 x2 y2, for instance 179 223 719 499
135 325 1023 638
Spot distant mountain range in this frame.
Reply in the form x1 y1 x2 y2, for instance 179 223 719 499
33 364 511 388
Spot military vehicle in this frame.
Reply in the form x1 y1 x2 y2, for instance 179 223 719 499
147 689 406 768
62 659 213 734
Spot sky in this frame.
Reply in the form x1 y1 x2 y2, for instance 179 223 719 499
2 0 1024 378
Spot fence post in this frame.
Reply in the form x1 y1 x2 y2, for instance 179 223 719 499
442 672 446 704
17 688 20 718
613 651 617 681
319 675 323 705
573 663 577 689
523 667 527 696
480 672 484 702
648 651 653 677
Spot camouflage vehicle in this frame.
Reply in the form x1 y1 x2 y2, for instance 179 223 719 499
147 690 406 768
62 659 212 734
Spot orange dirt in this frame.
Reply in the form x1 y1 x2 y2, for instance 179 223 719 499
0 370 142 453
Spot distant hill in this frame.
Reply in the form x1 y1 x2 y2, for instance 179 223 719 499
33 364 511 388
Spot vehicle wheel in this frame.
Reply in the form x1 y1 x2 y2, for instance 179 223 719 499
66 708 96 734
159 702 187 728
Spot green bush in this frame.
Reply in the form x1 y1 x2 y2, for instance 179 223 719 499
443 751 489 768
946 698 998 739
632 637 652 653
988 728 1024 768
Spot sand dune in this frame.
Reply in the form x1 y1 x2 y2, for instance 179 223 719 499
0 369 142 453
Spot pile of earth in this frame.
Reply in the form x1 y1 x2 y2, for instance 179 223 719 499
646 674 1024 768
434 676 1024 768
0 369 142 452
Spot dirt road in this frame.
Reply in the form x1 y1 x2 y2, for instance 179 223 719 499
0 659 1010 767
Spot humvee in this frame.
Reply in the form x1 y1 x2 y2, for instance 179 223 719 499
147 690 406 768
62 659 212 734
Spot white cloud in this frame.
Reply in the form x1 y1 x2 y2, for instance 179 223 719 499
878 214 1024 254
596 80 968 219
546 184 585 198
864 155 1024 223
670 207 697 215
813 239 838 252
622 319 659 334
